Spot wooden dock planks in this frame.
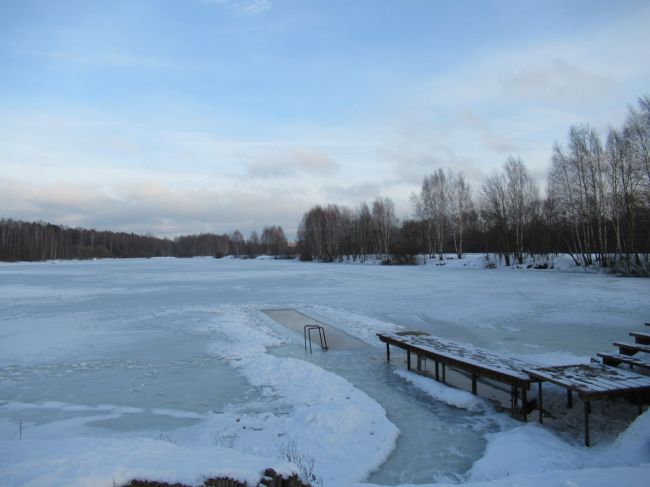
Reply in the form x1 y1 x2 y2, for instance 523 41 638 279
378 331 538 384
525 363 650 400
377 331 541 420
525 363 650 446
378 329 650 447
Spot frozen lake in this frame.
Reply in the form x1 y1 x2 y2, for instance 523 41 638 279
1 257 649 486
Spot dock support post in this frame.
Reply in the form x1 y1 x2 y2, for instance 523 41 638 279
522 386 528 422
386 343 390 362
538 382 543 424
567 390 573 409
435 361 439 381
584 400 591 447
417 355 422 372
442 363 446 383
471 375 477 395
407 350 411 370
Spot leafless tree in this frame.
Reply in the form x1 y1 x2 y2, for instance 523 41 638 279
447 170 474 258
549 126 608 266
372 197 398 261
230 229 244 257
412 169 448 259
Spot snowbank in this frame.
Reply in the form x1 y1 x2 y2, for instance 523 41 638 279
203 305 400 486
394 370 486 412
0 436 295 487
356 411 650 487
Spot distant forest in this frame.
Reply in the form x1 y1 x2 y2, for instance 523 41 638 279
2 96 649 274
0 220 288 262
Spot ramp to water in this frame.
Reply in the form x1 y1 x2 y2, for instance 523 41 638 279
263 309 368 351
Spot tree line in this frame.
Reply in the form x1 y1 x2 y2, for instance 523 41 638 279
0 219 289 262
297 96 650 274
3 96 649 274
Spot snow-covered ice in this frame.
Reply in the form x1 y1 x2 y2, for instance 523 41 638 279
1 256 649 486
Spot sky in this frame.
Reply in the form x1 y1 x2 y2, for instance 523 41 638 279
1 0 649 239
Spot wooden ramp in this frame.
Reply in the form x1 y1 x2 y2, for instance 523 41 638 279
377 331 541 420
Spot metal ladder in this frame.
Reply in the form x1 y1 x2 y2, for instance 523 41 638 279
304 324 329 353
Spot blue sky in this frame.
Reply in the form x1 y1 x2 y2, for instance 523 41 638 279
1 0 649 238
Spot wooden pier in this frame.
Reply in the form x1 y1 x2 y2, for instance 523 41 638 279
379 329 650 446
377 331 540 420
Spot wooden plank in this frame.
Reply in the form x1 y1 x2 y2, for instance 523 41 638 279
614 342 650 355
566 367 650 389
630 331 650 345
597 352 650 370
525 367 596 394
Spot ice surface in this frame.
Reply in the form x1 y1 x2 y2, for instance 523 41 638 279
1 257 649 486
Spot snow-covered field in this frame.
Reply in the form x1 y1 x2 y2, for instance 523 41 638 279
1 256 649 487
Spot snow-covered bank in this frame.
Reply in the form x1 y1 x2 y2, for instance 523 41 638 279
203 305 399 485
0 436 297 487
356 410 650 487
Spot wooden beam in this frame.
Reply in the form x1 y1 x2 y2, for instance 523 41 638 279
538 382 543 424
471 374 477 395
522 386 528 422
407 350 411 370
567 389 573 409
386 342 390 362
584 400 591 447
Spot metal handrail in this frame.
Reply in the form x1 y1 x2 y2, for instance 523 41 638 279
304 324 329 353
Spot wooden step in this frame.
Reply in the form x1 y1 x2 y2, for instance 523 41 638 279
630 331 650 345
598 352 650 370
613 342 650 355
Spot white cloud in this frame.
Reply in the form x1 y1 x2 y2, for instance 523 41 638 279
501 58 613 103
247 148 338 178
